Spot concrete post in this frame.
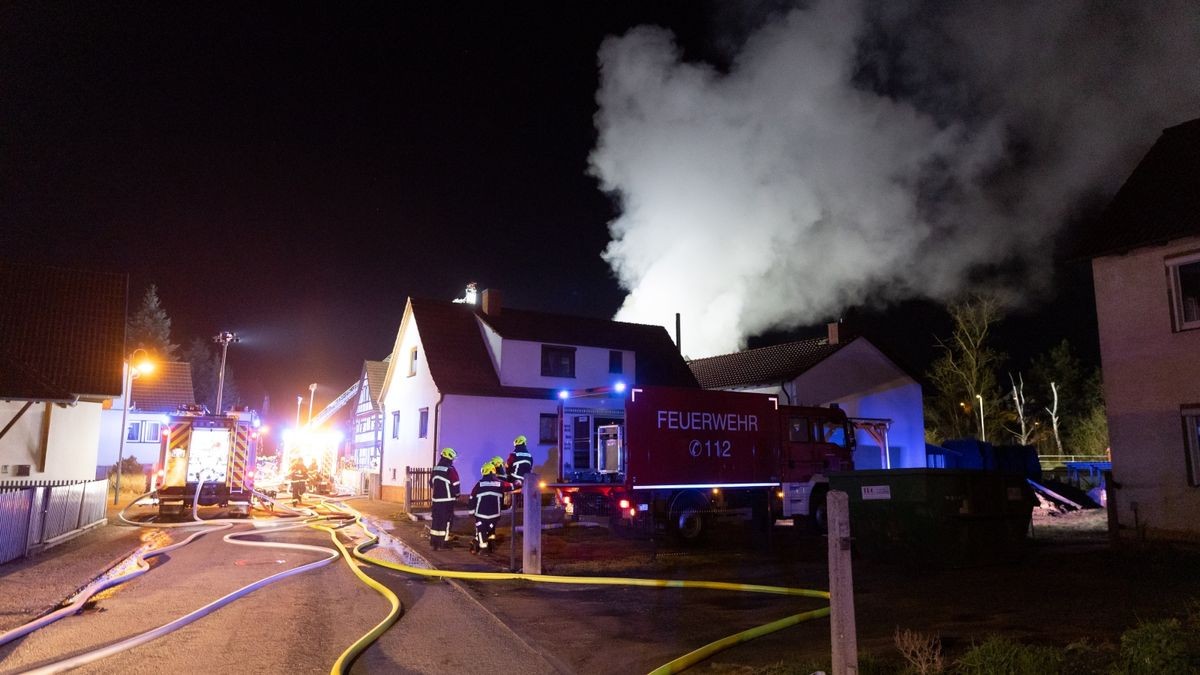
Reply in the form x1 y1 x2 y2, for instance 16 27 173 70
522 472 542 574
827 490 858 674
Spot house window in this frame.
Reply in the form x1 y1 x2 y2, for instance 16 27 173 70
539 413 558 444
1168 253 1200 330
609 350 623 374
541 345 576 378
408 347 419 376
1184 406 1200 487
391 411 400 439
143 422 160 442
418 408 429 438
126 422 142 442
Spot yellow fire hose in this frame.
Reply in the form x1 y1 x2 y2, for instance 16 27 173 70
319 499 831 674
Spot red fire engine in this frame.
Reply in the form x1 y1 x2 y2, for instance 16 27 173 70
155 407 259 518
554 385 855 540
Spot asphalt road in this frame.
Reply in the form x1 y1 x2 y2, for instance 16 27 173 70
0 511 561 675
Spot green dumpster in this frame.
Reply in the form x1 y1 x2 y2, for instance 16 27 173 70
827 469 1035 567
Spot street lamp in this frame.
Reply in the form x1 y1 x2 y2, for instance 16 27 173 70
115 348 155 504
975 393 986 442
308 383 317 425
295 395 303 428
212 331 240 415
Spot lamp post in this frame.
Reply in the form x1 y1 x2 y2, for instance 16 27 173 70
296 395 303 428
975 393 986 442
115 348 155 504
212 331 240 415
307 383 318 425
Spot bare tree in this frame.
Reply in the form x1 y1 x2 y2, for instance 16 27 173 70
1045 381 1063 454
1005 372 1036 445
925 294 1004 443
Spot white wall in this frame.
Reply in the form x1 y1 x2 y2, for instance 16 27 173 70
380 316 441 489
97 407 170 469
790 340 926 469
1094 234 1200 540
438 394 562 485
0 400 103 483
496 338 632 390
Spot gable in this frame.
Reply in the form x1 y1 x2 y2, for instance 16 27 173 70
129 360 195 412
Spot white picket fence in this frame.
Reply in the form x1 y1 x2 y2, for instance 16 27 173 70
0 479 108 565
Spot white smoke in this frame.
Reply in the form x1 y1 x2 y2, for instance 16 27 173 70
591 0 1200 357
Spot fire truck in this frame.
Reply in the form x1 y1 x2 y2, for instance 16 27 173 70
554 386 855 540
155 407 259 518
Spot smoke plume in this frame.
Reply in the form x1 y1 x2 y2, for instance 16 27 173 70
590 0 1200 357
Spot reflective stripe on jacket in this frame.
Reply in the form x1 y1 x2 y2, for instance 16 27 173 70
430 458 460 502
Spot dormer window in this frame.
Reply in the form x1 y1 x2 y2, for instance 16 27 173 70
408 347 419 376
541 345 576 378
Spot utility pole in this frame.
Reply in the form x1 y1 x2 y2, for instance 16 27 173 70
308 382 318 425
212 331 239 415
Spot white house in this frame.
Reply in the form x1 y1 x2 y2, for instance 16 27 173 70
1 262 127 484
1083 118 1200 542
352 358 388 472
378 290 696 503
687 324 926 470
97 359 196 475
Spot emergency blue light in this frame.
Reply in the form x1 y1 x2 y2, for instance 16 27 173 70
613 381 627 393
558 390 569 400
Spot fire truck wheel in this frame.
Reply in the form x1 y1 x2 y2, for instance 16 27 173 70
669 490 711 543
809 487 829 534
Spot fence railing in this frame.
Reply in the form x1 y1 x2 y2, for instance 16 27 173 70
404 466 433 513
1038 454 1110 469
0 479 108 565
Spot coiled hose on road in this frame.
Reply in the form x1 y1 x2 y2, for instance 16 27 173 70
5 491 830 675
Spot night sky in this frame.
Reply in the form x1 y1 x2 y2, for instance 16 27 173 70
3 2 1198 430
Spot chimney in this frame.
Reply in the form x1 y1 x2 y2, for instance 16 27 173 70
827 321 840 345
481 288 503 317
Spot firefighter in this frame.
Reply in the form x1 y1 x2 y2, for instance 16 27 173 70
429 447 461 550
288 459 309 506
468 462 511 555
506 435 533 486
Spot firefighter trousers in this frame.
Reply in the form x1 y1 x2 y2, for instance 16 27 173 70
431 501 454 546
473 515 499 551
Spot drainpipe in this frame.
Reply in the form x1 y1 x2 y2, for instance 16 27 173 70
780 382 792 404
430 391 446 466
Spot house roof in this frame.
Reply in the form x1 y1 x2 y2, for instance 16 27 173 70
407 297 697 398
1077 117 1200 259
0 262 127 401
363 359 388 407
688 336 852 389
129 360 195 412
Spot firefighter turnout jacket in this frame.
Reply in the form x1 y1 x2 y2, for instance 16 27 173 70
431 456 461 502
469 473 510 519
507 443 533 484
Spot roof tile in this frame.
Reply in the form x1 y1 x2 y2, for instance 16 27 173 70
688 337 849 389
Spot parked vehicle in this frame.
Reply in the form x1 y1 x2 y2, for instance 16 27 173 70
154 407 259 518
553 385 855 540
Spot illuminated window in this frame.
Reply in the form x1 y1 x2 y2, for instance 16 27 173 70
408 348 419 376
539 413 558 444
126 422 142 441
609 350 623 374
541 345 575 378
391 411 400 439
418 408 429 438
1167 253 1200 331
1185 406 1200 487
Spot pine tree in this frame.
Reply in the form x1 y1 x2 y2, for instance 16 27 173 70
127 284 180 360
184 337 240 413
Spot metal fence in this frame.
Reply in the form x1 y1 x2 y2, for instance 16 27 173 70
404 466 433 513
0 479 108 565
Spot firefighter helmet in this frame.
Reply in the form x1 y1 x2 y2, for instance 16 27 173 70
490 456 505 468
514 435 527 446
481 463 496 475
441 447 457 460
